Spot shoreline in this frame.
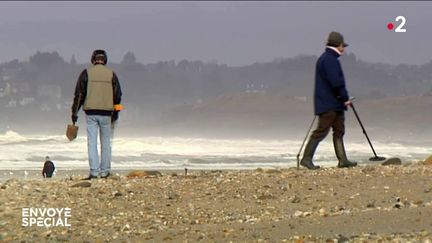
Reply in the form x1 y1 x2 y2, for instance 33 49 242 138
0 158 416 181
0 160 413 182
1 163 432 241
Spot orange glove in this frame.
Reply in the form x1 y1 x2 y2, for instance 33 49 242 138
114 104 123 111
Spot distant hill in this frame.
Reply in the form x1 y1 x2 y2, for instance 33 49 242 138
149 92 432 141
0 50 432 139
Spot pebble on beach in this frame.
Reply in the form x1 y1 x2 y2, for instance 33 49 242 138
1 162 432 241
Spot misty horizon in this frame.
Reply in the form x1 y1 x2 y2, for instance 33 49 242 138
4 49 432 68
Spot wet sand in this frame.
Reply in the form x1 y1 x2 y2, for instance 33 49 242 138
1 163 432 242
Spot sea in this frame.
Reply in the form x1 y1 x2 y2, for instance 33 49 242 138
0 130 429 171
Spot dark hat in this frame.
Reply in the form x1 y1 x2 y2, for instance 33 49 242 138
327 31 348 47
91 49 108 64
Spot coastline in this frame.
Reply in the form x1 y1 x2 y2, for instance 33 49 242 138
1 163 432 241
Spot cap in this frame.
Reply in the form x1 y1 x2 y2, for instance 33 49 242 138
91 49 108 64
327 31 349 47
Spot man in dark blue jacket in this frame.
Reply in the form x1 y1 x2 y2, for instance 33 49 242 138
300 31 357 170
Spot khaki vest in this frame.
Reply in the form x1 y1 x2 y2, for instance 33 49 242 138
83 65 114 111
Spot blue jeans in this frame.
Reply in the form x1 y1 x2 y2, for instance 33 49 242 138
86 115 112 177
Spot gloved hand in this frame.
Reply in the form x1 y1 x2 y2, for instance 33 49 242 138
111 111 119 123
71 114 78 124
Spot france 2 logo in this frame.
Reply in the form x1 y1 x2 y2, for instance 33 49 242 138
387 16 407 33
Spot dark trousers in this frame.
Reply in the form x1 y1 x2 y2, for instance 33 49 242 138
310 111 345 141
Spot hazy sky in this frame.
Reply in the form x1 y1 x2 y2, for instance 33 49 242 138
0 1 430 66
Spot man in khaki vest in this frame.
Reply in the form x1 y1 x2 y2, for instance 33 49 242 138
71 49 122 179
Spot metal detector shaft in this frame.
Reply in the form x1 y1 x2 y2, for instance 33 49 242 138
350 103 379 158
296 116 317 170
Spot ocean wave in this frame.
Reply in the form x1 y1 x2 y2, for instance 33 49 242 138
0 130 28 144
0 134 428 170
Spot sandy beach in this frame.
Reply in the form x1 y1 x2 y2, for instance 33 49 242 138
2 162 432 242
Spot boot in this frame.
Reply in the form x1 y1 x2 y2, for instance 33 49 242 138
333 137 358 168
300 138 321 170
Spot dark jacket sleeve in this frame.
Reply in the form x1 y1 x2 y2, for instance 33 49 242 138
323 57 349 102
42 163 45 176
42 162 48 176
112 72 122 105
71 70 88 115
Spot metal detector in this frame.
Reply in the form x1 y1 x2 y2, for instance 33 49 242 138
296 116 317 169
350 101 386 161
